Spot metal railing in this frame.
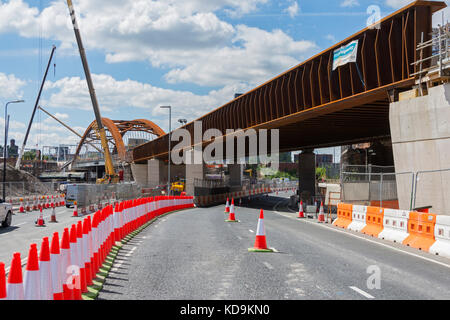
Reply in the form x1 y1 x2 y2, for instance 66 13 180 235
411 168 450 212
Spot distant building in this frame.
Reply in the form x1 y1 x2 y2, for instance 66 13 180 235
7 139 18 158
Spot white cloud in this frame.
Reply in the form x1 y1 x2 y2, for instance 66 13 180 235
164 25 317 86
0 72 26 100
43 73 253 127
284 1 299 18
340 0 360 7
0 0 317 88
384 0 413 9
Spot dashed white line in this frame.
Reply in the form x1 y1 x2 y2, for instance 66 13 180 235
263 262 274 270
249 229 254 233
349 286 375 299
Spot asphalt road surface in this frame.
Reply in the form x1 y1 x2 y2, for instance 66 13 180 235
98 192 450 300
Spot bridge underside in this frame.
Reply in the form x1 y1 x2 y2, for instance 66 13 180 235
133 1 445 163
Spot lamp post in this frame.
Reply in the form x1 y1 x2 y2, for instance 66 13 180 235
161 106 172 196
3 100 25 202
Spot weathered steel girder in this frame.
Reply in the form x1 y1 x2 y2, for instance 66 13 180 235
133 1 446 163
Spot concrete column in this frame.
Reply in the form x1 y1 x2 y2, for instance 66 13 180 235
185 149 204 196
228 164 243 186
130 163 148 186
390 83 450 215
298 149 316 205
148 159 164 188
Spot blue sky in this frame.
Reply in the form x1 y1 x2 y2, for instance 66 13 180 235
0 0 448 159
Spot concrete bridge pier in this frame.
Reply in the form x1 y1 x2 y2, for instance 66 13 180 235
297 149 316 205
390 83 450 215
228 163 243 186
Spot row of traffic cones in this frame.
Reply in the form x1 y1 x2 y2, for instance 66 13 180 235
1 196 195 300
20 196 65 213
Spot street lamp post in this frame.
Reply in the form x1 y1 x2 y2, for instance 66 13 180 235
3 100 25 202
161 106 172 196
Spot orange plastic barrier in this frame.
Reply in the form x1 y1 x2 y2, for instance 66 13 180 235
333 203 353 229
361 206 384 237
402 212 437 251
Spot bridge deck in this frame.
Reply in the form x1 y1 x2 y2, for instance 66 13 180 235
133 1 446 163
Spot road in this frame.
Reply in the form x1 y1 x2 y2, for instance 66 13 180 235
0 204 98 271
98 192 450 300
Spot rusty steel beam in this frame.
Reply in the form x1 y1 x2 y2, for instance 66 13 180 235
133 1 446 163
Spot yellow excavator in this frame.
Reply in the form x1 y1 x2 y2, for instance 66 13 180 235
66 0 119 184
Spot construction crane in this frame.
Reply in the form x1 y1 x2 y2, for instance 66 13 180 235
65 0 118 184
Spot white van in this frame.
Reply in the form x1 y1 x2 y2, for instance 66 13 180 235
0 201 13 227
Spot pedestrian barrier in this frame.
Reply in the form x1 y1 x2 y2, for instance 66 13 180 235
378 209 410 243
429 216 450 258
361 206 384 237
332 203 353 228
347 205 367 232
402 212 437 251
1 195 195 300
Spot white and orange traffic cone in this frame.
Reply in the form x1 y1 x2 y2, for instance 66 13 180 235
226 199 239 222
77 221 87 294
298 200 305 218
35 207 45 227
224 198 230 213
50 232 63 300
25 198 30 212
69 224 81 300
50 206 57 223
7 252 24 300
24 244 41 300
248 209 274 253
318 202 325 223
0 262 6 300
60 228 73 300
73 201 78 217
19 198 24 213
39 237 53 300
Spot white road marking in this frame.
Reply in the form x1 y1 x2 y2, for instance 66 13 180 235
15 222 26 226
349 286 375 299
272 200 450 270
236 236 242 240
263 262 274 270
249 229 254 233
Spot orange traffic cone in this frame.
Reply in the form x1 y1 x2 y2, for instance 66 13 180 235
24 244 41 300
19 198 24 213
25 198 31 212
69 225 81 300
0 262 5 300
39 237 53 300
50 232 63 300
224 198 230 213
226 199 239 222
50 206 57 223
60 228 73 300
318 202 325 222
7 252 24 300
36 207 45 227
248 209 273 252
77 221 87 294
83 218 93 287
298 200 305 218
73 201 78 217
